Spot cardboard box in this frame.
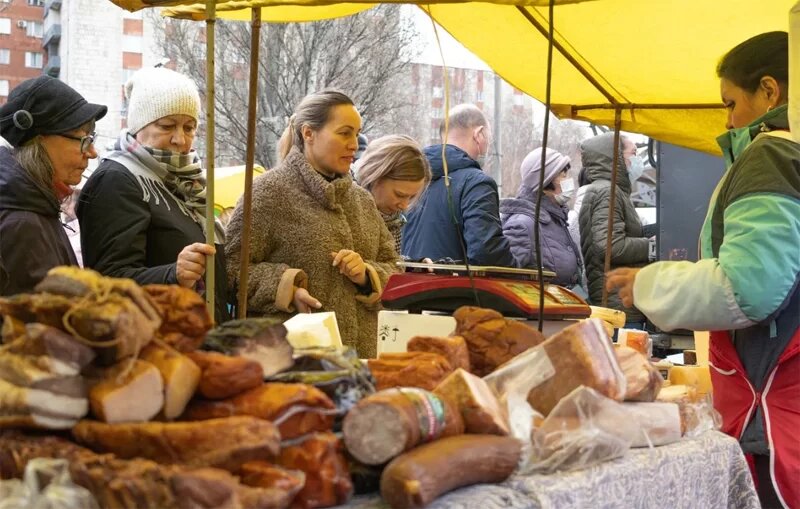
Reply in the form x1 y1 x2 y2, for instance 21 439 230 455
377 311 456 355
376 310 579 356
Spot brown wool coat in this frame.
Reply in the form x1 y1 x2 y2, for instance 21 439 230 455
225 148 399 358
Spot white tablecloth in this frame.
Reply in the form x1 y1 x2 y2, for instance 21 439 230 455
337 431 759 509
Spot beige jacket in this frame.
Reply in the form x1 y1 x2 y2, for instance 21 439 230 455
225 148 399 358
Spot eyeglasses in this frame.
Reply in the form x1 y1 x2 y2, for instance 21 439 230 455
58 132 96 154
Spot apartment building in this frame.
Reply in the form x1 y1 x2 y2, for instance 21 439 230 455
0 0 47 105
1 0 159 146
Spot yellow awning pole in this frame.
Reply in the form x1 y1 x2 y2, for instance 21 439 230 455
204 0 216 319
601 108 622 308
237 6 262 318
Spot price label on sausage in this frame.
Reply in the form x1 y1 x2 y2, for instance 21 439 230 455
399 387 446 442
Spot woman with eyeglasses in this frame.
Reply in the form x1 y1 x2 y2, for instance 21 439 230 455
500 147 585 293
77 67 230 322
0 76 106 295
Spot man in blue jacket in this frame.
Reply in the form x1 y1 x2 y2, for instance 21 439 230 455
402 104 514 267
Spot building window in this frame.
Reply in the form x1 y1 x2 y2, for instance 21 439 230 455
26 21 43 38
0 18 11 35
28 0 44 6
0 80 8 97
0 49 9 64
25 51 43 68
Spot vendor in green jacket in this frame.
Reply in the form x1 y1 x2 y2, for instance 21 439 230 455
607 32 799 508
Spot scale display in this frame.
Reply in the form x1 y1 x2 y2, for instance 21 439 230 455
381 268 590 320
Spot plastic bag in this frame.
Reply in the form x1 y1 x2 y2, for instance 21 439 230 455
623 402 682 448
656 385 722 437
268 346 376 430
682 393 722 438
617 328 653 358
0 458 99 509
521 386 635 474
483 345 556 463
614 345 662 402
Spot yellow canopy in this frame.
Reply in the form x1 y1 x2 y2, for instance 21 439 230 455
157 0 793 154
426 1 794 154
119 0 588 14
213 164 266 213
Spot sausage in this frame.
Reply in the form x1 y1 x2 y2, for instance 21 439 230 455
380 434 521 509
342 388 464 466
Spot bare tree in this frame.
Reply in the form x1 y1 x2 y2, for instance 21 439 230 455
151 6 419 168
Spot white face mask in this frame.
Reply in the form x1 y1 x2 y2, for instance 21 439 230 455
474 128 490 167
627 155 645 183
560 177 575 196
554 177 575 205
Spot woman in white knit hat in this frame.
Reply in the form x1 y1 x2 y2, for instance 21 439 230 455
77 66 230 322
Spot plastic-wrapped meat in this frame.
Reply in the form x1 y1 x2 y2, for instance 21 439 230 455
614 345 662 402
267 347 376 429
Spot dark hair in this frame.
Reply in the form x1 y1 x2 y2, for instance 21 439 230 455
277 90 355 162
717 31 788 94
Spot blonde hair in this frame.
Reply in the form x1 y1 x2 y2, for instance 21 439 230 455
277 90 355 162
356 135 431 195
14 136 57 202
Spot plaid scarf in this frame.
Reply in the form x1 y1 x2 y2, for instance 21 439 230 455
382 211 406 255
117 131 206 225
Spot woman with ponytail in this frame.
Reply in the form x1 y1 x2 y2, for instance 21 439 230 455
225 90 398 358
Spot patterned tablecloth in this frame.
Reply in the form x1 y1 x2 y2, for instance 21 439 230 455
336 431 759 509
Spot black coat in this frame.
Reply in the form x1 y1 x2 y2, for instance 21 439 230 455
77 159 231 323
0 147 77 296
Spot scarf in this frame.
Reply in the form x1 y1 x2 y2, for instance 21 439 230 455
382 211 406 255
115 131 207 227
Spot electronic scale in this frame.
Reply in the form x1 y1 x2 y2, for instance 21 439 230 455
381 262 591 320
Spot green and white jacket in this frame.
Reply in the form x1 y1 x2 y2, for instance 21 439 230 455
634 105 800 345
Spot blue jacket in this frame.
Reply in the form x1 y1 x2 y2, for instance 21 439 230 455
402 144 514 267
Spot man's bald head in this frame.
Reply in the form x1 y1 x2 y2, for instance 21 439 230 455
440 104 491 162
440 104 488 139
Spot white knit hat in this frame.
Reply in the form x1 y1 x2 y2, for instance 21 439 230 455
124 67 201 134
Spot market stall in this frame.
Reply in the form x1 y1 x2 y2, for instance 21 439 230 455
0 2 794 508
340 432 759 509
0 266 759 509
